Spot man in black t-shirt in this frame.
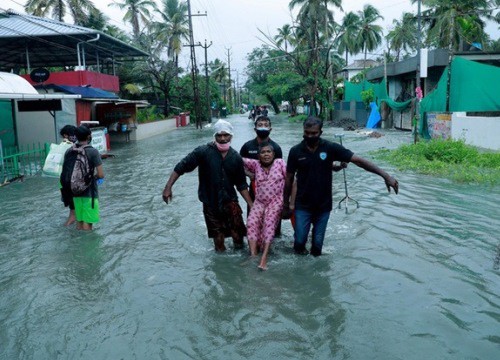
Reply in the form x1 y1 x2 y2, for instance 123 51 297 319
240 116 282 160
282 117 399 256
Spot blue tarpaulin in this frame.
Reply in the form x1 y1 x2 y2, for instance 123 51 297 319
366 102 381 128
49 85 119 99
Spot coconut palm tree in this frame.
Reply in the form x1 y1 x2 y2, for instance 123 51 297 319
337 11 361 66
289 0 343 115
25 0 98 24
153 0 189 67
386 12 418 61
356 4 384 70
274 24 294 53
411 0 498 51
109 0 157 39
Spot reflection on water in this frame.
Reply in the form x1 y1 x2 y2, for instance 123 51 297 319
1 113 499 359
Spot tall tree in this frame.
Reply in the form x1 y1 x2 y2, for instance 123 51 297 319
208 59 229 103
337 11 361 66
25 0 97 24
153 0 189 68
289 0 343 115
356 4 384 70
274 24 294 53
109 0 157 39
386 12 418 61
411 0 499 51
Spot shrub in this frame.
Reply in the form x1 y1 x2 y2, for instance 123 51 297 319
373 139 500 185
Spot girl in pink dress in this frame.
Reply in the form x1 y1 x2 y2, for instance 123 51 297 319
243 143 287 270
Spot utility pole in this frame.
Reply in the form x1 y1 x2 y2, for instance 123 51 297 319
226 47 233 111
231 69 239 109
200 39 212 123
415 0 422 143
186 0 206 129
236 71 240 108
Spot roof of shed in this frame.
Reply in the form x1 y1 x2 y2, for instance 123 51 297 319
0 10 148 70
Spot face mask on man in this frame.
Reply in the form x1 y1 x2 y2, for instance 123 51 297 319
255 127 270 139
216 142 231 152
303 135 320 146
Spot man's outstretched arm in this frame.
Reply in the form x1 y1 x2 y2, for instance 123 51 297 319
350 155 399 194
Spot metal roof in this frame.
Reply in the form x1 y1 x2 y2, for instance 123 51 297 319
0 72 80 99
0 71 38 94
0 10 148 71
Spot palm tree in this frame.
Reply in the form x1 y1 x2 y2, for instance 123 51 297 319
25 0 97 24
274 24 294 53
153 0 189 67
337 11 361 67
411 0 498 51
386 12 418 61
356 4 384 70
109 0 157 39
209 59 228 102
209 59 228 83
289 0 343 115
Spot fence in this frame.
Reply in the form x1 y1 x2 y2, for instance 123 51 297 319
0 141 49 183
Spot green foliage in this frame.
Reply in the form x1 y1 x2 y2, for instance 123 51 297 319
349 70 367 84
373 139 500 185
361 88 375 107
136 106 164 123
288 114 308 123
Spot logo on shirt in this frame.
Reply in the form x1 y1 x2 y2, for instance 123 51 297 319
319 152 327 160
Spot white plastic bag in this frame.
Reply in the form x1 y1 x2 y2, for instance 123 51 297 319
42 141 72 177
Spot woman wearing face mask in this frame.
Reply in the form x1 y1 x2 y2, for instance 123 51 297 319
242 143 286 270
163 119 254 252
240 116 284 235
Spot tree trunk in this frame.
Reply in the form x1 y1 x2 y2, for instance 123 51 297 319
163 90 170 117
266 94 280 114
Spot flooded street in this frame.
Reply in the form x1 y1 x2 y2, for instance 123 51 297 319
1 113 499 359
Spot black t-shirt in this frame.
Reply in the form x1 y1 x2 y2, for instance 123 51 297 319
239 138 283 160
63 145 102 198
287 139 353 212
174 142 248 209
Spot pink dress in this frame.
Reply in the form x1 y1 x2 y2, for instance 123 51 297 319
243 158 287 244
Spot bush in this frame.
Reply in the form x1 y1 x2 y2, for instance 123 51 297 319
373 139 500 185
137 106 164 123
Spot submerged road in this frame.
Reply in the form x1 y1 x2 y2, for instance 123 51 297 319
1 113 499 359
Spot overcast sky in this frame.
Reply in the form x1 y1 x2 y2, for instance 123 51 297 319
4 0 499 83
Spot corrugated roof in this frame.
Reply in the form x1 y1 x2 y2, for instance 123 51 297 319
0 11 91 37
0 10 148 70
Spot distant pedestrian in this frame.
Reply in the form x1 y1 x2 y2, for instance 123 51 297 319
162 119 253 252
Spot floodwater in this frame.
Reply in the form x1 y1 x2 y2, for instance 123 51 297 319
1 113 499 360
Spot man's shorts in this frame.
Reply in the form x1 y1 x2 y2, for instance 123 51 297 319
73 197 100 224
203 201 246 239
